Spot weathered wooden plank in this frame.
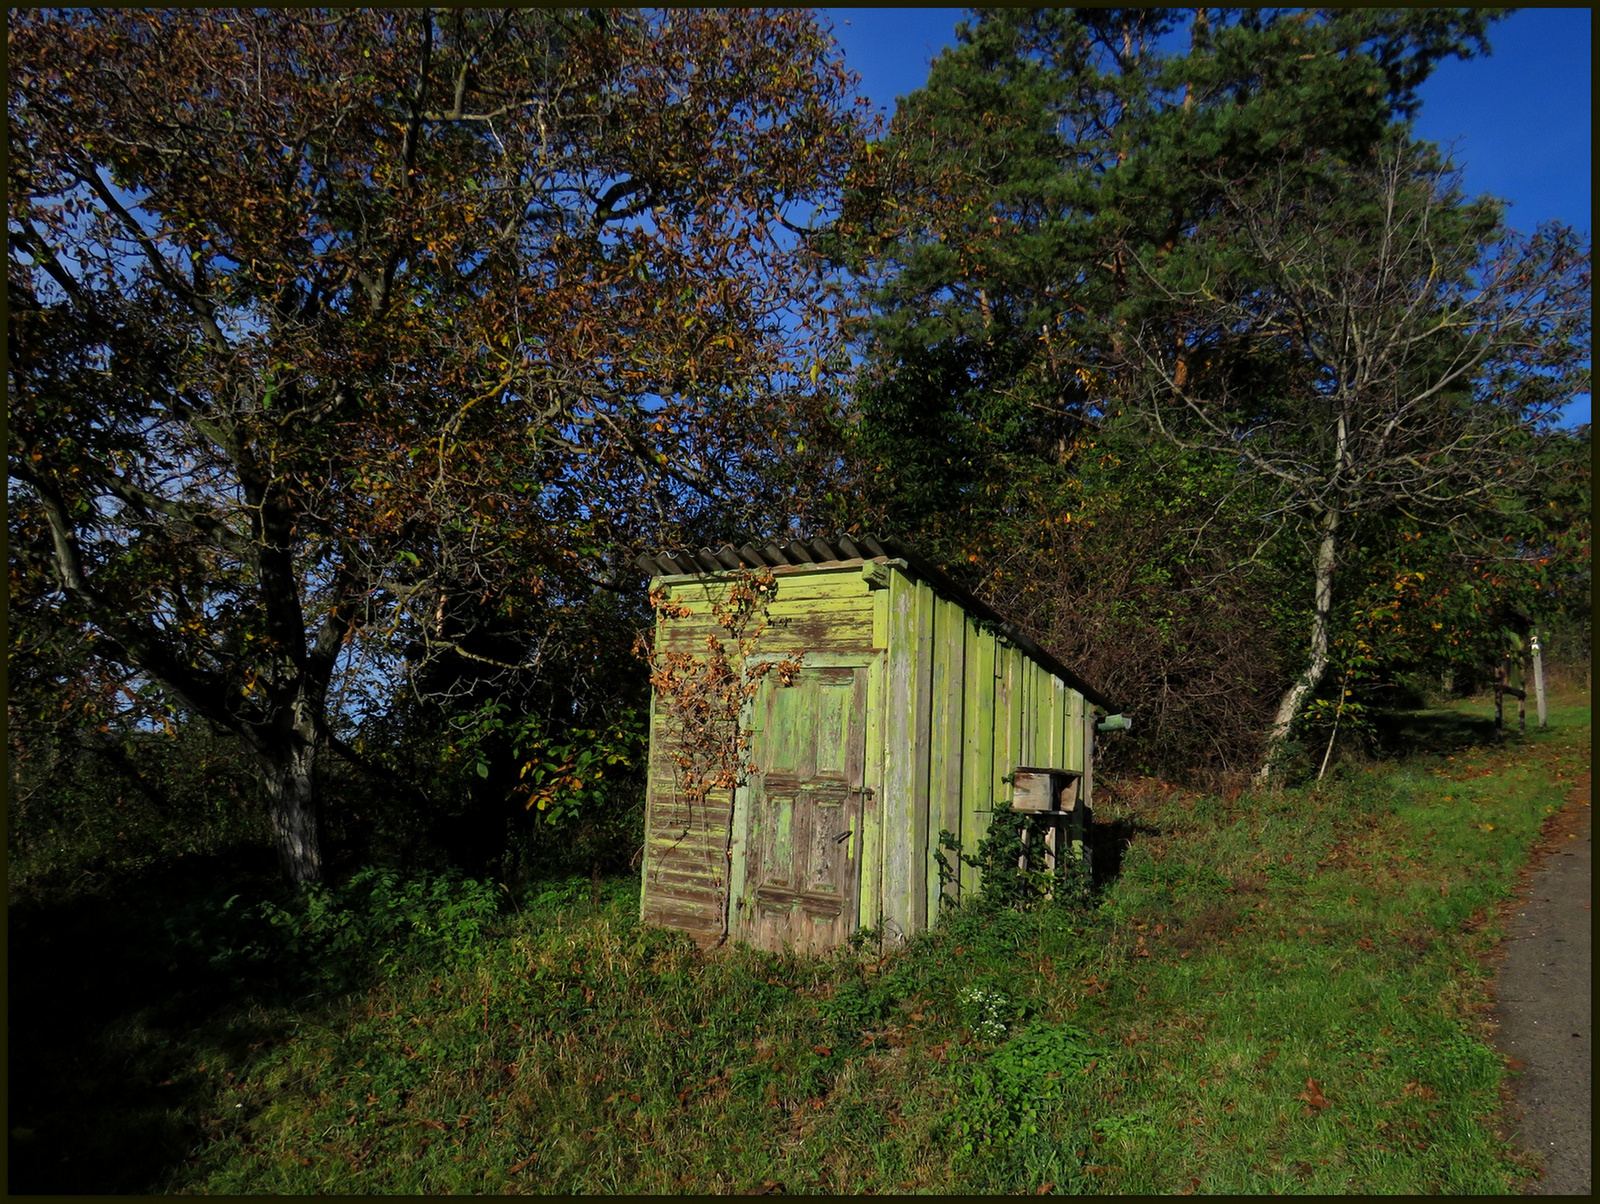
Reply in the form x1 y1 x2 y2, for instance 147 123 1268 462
989 637 1011 819
1052 685 1067 773
644 828 727 854
880 565 918 943
929 594 966 919
641 899 722 937
644 834 728 856
645 867 728 893
643 889 721 914
1021 659 1038 768
1061 681 1075 769
645 842 728 868
1013 650 1028 796
858 651 884 932
989 641 1010 823
1029 669 1044 768
1048 677 1064 770
872 584 889 650
760 606 876 653
643 796 734 821
845 666 869 870
960 613 996 899
662 574 870 612
1016 655 1030 780
1066 689 1082 775
1056 678 1068 762
642 872 724 910
1037 663 1050 765
909 576 935 936
765 576 874 602
1082 703 1094 811
655 611 875 655
642 899 721 928
656 588 872 623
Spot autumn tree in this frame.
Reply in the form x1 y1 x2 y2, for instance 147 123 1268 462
1114 139 1590 773
8 8 865 883
827 8 1513 773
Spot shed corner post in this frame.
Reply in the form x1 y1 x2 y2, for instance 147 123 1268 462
880 564 921 945
1079 701 1095 869
910 576 936 936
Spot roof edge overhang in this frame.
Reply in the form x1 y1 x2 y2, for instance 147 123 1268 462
634 534 1118 712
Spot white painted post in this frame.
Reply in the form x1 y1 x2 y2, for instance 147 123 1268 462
1531 633 1548 728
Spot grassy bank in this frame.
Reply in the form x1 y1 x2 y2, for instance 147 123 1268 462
9 693 1588 1194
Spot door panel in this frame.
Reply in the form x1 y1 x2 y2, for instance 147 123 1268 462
738 666 867 953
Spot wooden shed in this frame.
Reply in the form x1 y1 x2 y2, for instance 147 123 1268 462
633 534 1116 953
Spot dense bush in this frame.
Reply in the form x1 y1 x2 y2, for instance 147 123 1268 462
164 866 507 998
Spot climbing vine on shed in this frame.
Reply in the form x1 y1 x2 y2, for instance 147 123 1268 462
637 569 802 937
640 570 804 803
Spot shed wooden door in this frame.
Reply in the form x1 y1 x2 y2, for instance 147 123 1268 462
737 665 868 953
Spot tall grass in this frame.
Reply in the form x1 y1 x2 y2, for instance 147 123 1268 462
10 694 1586 1194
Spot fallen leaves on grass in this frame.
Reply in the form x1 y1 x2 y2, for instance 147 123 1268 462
1297 1078 1330 1112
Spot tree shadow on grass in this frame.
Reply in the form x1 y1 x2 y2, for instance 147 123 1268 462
7 844 296 1194
1366 705 1505 761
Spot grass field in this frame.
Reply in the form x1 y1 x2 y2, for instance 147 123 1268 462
8 691 1588 1194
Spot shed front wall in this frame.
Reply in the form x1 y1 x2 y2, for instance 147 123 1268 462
641 559 1090 951
640 564 879 946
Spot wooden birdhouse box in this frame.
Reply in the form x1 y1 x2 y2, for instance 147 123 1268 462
633 534 1116 954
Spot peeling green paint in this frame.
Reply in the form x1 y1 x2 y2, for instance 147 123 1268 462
773 797 792 874
640 557 1100 952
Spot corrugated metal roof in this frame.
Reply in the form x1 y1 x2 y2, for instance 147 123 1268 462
634 533 1116 711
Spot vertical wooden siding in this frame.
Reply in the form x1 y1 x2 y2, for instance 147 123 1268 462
911 585 1092 931
640 567 877 945
642 559 1093 949
958 609 996 901
930 595 966 922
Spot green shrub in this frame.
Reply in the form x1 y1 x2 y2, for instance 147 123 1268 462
950 1021 1099 1155
165 866 505 996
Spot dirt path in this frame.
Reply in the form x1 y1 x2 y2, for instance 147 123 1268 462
1491 768 1591 1195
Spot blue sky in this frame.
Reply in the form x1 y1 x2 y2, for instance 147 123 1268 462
822 7 1591 426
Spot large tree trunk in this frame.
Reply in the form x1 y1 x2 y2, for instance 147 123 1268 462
263 695 326 885
1257 504 1340 781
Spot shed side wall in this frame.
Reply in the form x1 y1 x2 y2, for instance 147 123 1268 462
934 599 1091 927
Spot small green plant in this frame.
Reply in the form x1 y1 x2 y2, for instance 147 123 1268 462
951 1021 1099 1156
1095 1109 1160 1144
957 985 1012 1043
845 923 883 953
823 976 891 1042
447 698 645 826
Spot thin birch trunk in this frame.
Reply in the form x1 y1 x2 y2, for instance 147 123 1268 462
1258 503 1339 781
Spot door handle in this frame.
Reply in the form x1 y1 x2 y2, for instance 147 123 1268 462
834 829 853 844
